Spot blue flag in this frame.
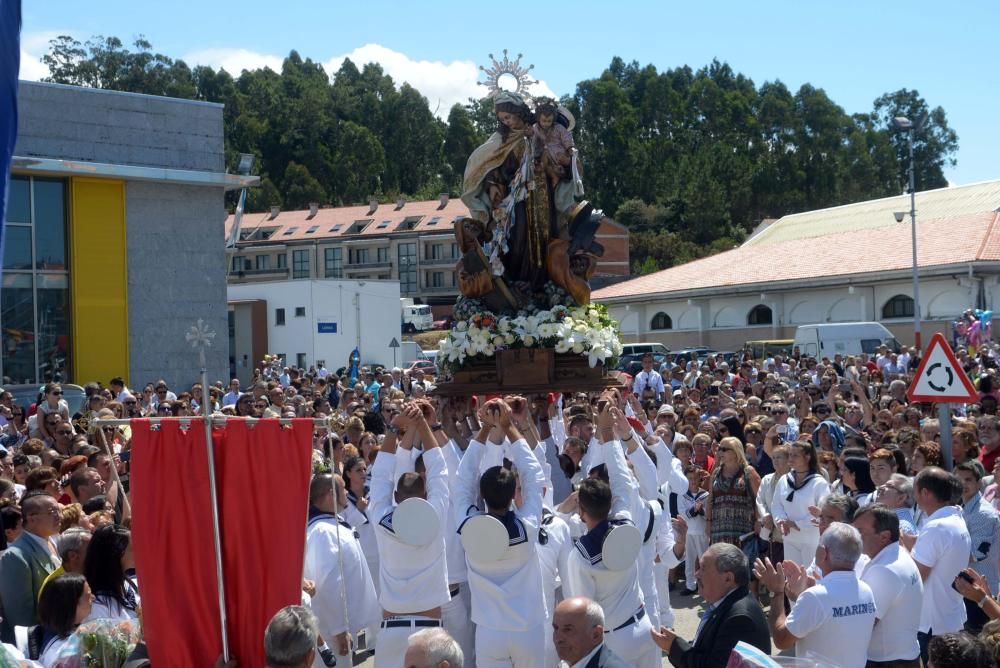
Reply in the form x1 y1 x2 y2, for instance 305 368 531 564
0 0 21 281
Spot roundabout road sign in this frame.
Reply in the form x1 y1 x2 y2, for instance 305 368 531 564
906 332 978 404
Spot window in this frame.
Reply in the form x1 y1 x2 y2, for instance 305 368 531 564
650 312 673 330
427 217 440 226
292 250 310 279
243 257 252 271
450 243 458 259
1 176 70 384
349 248 370 265
747 304 773 326
348 219 372 234
231 255 242 272
255 255 270 270
297 353 307 369
882 294 914 319
427 244 443 260
398 242 417 293
397 216 422 231
305 225 319 234
431 271 445 288
282 227 298 236
276 308 286 326
324 247 343 278
377 220 391 229
277 254 287 269
377 247 389 263
295 307 306 317
328 224 342 233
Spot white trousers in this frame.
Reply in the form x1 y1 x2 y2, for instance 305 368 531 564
442 589 475 667
604 613 660 668
639 549 661 630
783 533 820 568
653 561 674 628
373 617 440 668
475 625 546 668
684 533 710 590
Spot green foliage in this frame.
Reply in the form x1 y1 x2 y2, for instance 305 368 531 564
41 38 960 275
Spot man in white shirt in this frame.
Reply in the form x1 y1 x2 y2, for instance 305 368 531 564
756 522 877 668
222 379 241 407
562 402 659 668
853 504 922 667
369 404 451 668
455 398 547 667
303 473 380 662
911 466 972 665
633 354 665 402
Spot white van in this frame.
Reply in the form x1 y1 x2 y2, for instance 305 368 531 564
621 342 670 357
792 322 901 358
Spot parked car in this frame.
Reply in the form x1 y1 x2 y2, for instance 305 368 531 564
404 360 437 377
620 342 670 358
1 383 87 416
433 316 455 330
616 352 670 377
670 348 717 366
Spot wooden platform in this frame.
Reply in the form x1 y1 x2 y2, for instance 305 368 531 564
433 348 624 396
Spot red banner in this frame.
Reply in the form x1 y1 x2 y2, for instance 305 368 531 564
131 419 313 668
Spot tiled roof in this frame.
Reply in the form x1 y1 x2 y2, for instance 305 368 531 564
594 210 1000 302
744 179 1000 246
225 199 466 243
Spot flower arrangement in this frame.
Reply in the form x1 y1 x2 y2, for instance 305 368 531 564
53 619 141 668
439 303 622 371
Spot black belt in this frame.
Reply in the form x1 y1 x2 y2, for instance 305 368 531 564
380 619 442 629
606 607 644 633
449 585 460 599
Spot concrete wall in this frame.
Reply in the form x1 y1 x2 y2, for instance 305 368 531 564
126 182 229 388
606 274 998 352
15 81 224 172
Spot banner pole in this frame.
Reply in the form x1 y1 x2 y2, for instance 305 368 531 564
187 320 230 662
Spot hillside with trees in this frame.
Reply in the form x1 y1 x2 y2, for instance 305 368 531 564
40 36 958 274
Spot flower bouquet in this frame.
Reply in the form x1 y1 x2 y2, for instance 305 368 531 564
52 619 141 668
439 303 622 373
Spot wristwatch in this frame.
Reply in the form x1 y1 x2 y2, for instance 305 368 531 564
431 423 444 432
386 425 399 435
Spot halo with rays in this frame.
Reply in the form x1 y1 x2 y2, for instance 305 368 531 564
477 49 538 99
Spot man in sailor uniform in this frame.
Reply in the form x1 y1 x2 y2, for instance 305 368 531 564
562 402 661 668
303 473 380 664
369 404 451 668
455 398 548 667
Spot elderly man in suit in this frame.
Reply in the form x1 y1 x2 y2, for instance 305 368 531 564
652 542 771 667
552 597 629 668
0 493 62 640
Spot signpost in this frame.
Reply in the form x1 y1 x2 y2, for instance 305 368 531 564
389 337 400 368
906 332 978 470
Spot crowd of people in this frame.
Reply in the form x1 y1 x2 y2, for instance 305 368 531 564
2 341 1000 667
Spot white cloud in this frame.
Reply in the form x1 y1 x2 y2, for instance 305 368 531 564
19 49 48 81
324 43 557 118
182 47 284 75
17 30 69 81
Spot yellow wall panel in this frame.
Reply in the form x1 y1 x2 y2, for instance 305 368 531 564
69 178 129 385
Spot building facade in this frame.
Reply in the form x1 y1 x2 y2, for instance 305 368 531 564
4 81 253 387
594 181 1000 352
225 197 630 317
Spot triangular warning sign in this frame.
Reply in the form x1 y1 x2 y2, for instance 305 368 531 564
907 332 978 403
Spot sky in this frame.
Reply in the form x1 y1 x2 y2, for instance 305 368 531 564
19 1 1000 187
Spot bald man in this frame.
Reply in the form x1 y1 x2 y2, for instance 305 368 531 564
552 598 629 668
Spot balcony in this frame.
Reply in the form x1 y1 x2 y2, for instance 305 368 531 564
230 267 290 281
420 284 460 294
421 254 459 267
345 261 392 270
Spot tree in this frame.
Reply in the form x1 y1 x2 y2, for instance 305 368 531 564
873 88 959 191
443 104 478 188
281 162 326 210
246 176 282 213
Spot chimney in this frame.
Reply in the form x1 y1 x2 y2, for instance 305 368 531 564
307 202 319 219
437 193 449 210
269 206 280 220
394 197 406 211
367 198 378 216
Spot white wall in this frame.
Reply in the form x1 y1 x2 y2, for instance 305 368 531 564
228 279 402 371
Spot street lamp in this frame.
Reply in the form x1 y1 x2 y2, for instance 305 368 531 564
893 115 921 350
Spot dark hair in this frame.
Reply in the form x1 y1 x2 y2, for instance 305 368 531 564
24 466 58 493
927 632 992 668
395 472 425 502
915 467 960 504
69 467 99 498
956 460 984 481
81 495 109 515
843 457 876 494
342 456 365 497
790 441 820 475
480 466 517 513
577 478 612 522
495 100 535 139
38 573 88 637
83 524 131 609
854 503 900 543
0 505 22 550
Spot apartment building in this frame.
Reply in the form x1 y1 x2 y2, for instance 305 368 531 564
225 195 630 316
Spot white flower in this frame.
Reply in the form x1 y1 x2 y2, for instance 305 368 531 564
504 334 515 344
493 335 506 346
456 320 468 332
555 338 573 354
588 345 610 368
523 335 536 347
572 343 585 354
